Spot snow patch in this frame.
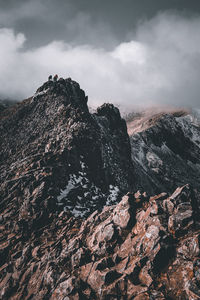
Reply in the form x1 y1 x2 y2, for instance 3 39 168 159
32 88 49 100
57 174 83 202
57 159 106 217
106 185 120 206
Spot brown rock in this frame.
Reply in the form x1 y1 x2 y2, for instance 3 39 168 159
113 195 131 228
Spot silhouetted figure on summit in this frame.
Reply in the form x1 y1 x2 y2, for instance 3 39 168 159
53 74 58 82
48 75 52 81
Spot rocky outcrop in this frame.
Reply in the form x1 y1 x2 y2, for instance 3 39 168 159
127 110 200 195
1 184 200 299
0 78 136 299
0 78 134 221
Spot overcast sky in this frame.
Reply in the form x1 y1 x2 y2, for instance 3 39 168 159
0 0 200 109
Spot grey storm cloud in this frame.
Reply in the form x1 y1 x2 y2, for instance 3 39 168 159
0 1 200 109
1 0 200 48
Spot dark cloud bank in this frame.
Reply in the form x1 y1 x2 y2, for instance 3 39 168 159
0 1 200 109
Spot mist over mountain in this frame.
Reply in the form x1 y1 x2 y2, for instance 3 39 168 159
0 12 200 109
1 1 200 299
0 78 200 299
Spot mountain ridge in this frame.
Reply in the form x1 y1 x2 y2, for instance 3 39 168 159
0 78 200 299
0 78 134 221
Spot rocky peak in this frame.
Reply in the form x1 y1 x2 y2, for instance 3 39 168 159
0 78 134 226
34 77 88 112
96 103 122 128
1 80 200 299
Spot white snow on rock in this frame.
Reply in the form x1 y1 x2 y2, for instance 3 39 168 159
70 207 90 218
57 156 123 217
32 88 49 101
106 185 120 206
57 174 83 202
57 159 108 217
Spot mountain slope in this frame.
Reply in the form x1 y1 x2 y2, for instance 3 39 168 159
1 183 200 299
0 78 134 221
1 79 200 299
127 109 200 194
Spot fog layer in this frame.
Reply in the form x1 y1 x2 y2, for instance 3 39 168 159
0 12 200 108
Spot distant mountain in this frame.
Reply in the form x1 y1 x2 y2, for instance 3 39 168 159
0 98 17 111
0 79 200 299
127 108 200 194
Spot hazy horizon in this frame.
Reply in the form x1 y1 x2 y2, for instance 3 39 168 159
0 1 200 109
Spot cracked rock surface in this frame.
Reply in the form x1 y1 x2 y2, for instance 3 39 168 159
1 184 200 299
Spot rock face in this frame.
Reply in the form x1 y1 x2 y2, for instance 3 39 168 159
1 184 200 299
0 78 134 299
1 79 200 299
127 110 200 194
0 78 134 220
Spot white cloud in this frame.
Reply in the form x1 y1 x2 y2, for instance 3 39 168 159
112 41 147 65
0 12 200 109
